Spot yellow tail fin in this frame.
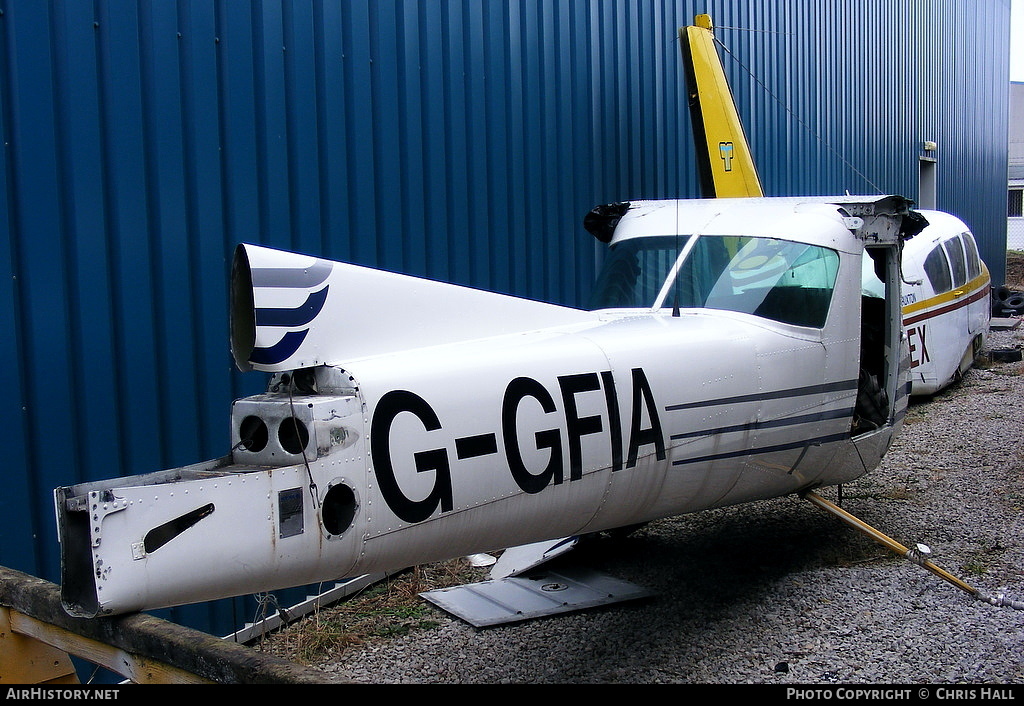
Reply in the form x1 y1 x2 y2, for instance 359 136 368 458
679 15 763 198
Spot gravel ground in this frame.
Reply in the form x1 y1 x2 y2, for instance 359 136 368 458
280 323 1024 685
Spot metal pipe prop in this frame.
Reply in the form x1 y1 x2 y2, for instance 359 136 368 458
800 490 978 596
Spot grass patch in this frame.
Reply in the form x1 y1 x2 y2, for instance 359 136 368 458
962 557 990 576
961 542 1011 577
255 558 490 664
878 486 915 501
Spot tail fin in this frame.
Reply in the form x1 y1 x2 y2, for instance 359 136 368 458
679 15 763 198
230 244 593 372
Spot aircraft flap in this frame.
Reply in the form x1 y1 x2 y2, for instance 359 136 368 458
420 567 655 627
489 537 580 579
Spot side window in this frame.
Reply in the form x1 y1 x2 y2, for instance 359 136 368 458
943 238 967 288
672 236 840 328
923 246 952 294
962 232 982 280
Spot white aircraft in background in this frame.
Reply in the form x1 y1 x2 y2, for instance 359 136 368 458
53 15 981 620
896 217 991 396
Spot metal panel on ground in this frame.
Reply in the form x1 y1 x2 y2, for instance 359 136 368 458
420 567 655 627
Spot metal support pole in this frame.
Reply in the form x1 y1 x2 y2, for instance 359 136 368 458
800 490 1001 601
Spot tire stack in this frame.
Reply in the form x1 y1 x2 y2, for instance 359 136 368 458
992 285 1024 317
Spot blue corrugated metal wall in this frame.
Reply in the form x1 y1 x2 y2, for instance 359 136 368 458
1 0 1009 637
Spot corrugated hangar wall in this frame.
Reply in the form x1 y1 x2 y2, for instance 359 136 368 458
0 0 1010 636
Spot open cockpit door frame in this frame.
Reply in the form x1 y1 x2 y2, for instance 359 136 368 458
845 200 926 470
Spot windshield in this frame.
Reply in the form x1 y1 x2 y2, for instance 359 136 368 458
587 236 683 309
589 235 840 328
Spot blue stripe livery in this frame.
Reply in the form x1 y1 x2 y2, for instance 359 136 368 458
255 286 329 327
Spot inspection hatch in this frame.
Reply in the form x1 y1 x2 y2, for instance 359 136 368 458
420 567 654 627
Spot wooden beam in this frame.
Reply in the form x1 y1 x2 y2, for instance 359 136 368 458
0 607 79 685
0 566 333 684
7 609 209 684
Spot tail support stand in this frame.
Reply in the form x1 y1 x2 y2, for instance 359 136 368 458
801 490 1024 610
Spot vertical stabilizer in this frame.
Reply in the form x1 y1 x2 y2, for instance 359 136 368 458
679 15 763 198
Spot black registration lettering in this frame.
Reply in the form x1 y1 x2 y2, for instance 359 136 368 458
370 390 453 523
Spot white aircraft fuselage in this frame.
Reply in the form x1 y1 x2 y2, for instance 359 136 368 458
54 195 918 617
898 211 991 396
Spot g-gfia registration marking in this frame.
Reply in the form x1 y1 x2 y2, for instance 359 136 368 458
370 367 666 523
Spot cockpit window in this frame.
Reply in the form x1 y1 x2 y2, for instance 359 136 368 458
590 235 840 328
943 238 967 288
923 246 952 294
962 232 982 280
588 236 683 309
